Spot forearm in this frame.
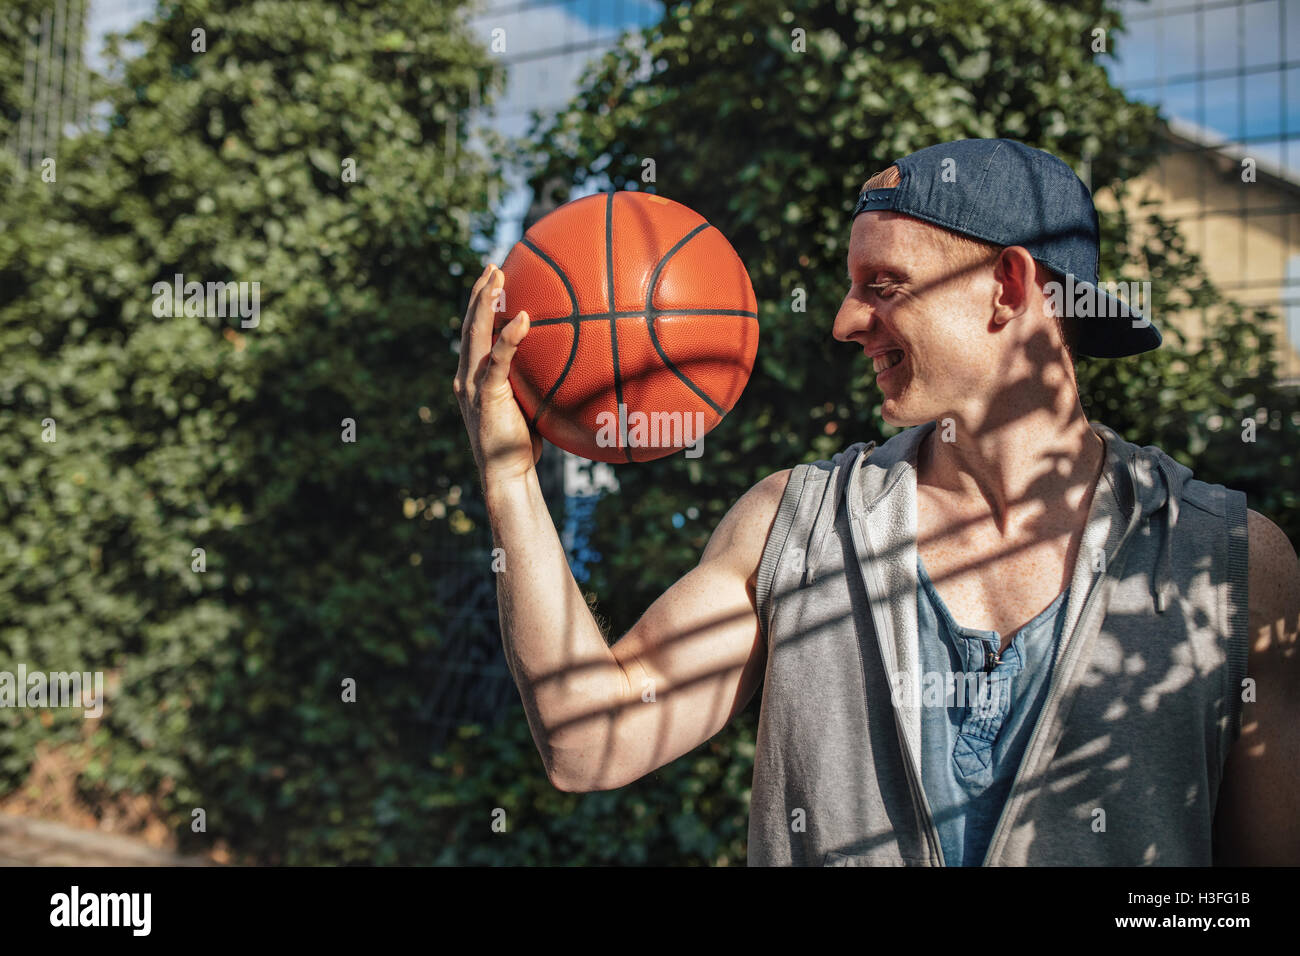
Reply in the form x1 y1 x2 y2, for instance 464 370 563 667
484 470 627 786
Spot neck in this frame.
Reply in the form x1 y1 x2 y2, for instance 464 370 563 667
918 398 1105 532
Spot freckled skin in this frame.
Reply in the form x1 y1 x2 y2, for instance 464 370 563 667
830 212 1300 862
1213 510 1300 864
459 213 1299 862
834 210 1102 645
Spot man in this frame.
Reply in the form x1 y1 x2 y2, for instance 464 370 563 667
453 138 1299 865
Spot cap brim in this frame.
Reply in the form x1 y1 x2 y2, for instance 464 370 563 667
1069 283 1162 358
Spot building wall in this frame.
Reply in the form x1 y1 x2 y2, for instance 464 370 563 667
1106 0 1300 379
1096 136 1300 380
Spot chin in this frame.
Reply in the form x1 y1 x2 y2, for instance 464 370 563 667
879 396 931 429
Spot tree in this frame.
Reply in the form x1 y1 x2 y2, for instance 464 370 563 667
3 0 1293 868
0 0 507 863
525 0 1298 633
507 0 1300 862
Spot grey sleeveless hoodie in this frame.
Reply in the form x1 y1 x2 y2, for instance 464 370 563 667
750 421 1249 866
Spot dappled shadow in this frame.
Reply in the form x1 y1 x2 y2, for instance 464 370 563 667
470 213 1268 868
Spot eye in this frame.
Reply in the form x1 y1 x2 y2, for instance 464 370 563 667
865 281 899 299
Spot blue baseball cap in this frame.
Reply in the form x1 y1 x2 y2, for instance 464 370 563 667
851 138 1161 358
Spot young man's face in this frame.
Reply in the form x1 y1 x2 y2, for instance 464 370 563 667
834 211 1005 428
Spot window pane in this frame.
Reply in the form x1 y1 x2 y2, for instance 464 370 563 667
1161 80 1200 124
1117 13 1161 85
1288 67 1300 132
1288 1 1300 62
1201 76 1240 137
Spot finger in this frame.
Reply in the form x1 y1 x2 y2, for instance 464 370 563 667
456 263 495 379
481 309 529 393
466 267 506 376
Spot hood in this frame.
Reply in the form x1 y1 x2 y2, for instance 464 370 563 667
1091 422 1192 613
803 420 1192 614
792 418 1196 815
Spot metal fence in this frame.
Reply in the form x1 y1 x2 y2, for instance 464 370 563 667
9 0 1297 746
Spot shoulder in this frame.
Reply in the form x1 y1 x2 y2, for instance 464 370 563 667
1247 510 1300 610
722 469 795 534
700 469 793 570
720 438 877 537
1248 509 1298 567
707 439 883 566
746 467 795 509
1213 510 1300 862
1246 509 1299 681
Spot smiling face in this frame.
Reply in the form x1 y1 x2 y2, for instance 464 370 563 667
833 210 1013 428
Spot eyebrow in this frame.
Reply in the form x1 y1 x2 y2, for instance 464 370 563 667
847 260 906 280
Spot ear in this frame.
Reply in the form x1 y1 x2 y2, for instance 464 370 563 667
990 246 1037 327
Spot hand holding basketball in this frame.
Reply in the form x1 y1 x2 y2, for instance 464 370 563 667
453 263 542 485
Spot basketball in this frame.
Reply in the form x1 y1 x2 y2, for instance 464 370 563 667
494 191 759 463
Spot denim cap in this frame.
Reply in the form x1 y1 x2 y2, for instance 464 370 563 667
852 138 1161 358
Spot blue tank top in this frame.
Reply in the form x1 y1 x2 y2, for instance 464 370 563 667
915 556 1070 866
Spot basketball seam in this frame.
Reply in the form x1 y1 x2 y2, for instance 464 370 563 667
518 236 581 428
645 222 727 417
529 308 759 327
606 192 632 462
521 196 754 463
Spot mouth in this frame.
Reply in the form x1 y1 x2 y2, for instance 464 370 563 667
871 348 905 377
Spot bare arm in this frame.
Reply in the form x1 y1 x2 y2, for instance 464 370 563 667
1213 509 1300 864
487 467 788 792
454 262 789 792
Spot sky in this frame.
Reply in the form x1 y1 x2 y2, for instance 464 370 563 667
72 0 1300 478
1106 0 1300 174
462 0 662 259
84 0 153 74
83 0 1300 187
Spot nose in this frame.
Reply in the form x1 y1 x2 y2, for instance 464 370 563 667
832 288 876 343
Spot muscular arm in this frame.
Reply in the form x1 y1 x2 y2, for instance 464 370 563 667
1212 509 1300 865
488 467 790 792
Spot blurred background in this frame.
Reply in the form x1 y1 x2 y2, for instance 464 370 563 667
1 0 1297 865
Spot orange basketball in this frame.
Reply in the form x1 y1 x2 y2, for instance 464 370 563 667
495 191 759 463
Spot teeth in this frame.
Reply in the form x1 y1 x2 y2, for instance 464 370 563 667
873 349 903 373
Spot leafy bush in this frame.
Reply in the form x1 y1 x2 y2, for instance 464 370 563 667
525 0 1299 648
1 0 1293 866
1 0 510 864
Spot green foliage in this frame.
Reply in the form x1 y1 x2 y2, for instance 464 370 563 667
513 0 1300 861
422 712 753 866
0 0 513 863
524 0 1298 640
2 0 1294 867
